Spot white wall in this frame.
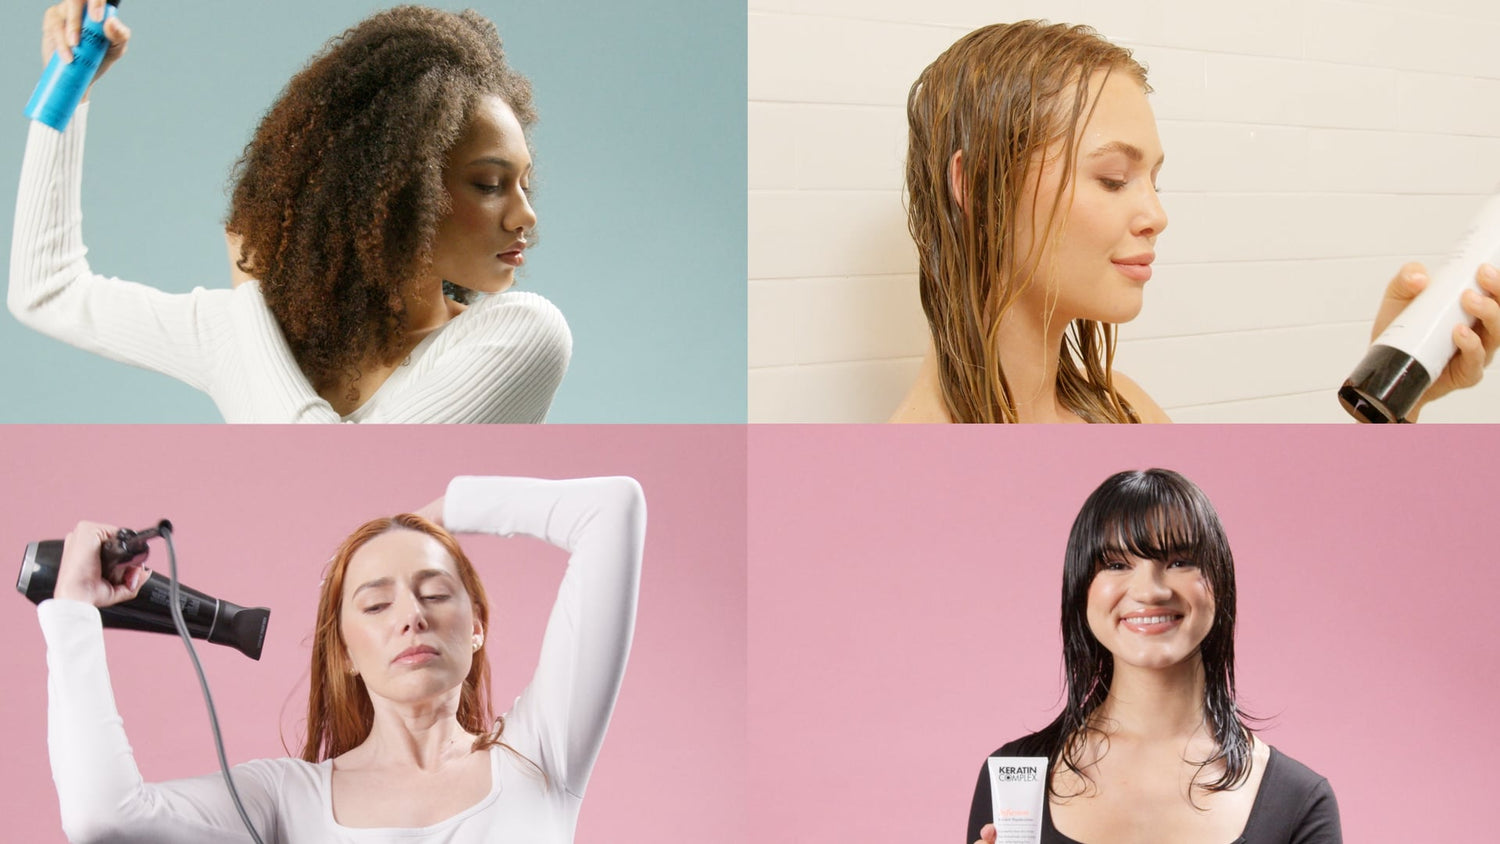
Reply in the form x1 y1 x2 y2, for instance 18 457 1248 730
748 0 1500 422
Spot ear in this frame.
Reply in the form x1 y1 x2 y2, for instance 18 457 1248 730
472 618 484 651
947 149 970 215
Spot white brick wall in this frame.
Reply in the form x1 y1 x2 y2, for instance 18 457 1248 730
748 0 1500 422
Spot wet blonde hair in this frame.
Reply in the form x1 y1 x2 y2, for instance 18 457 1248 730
905 21 1149 423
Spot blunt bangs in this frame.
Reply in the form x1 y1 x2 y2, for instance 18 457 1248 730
1077 471 1229 573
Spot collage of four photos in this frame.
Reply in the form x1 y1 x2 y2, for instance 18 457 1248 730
2 1 1497 842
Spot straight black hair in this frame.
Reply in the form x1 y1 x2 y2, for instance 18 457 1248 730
1034 468 1252 800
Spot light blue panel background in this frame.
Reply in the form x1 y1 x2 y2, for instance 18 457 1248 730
0 1 746 422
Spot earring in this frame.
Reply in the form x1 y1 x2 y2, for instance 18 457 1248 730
473 638 482 652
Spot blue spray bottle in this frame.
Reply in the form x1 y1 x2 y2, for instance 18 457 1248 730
24 0 122 132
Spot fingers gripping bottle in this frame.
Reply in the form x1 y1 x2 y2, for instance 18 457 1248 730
1339 193 1500 423
24 0 122 132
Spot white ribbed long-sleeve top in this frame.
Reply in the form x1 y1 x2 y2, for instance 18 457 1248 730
8 107 571 423
41 476 646 843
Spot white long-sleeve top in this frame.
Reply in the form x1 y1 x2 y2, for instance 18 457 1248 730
8 107 571 423
41 476 646 843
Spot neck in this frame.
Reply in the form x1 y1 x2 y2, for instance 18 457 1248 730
361 689 477 770
403 276 458 338
892 298 1079 424
993 297 1072 423
1094 657 1209 742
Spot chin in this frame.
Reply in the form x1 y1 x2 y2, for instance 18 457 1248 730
1093 289 1145 324
462 275 516 296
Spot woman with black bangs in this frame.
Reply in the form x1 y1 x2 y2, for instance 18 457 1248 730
968 469 1341 844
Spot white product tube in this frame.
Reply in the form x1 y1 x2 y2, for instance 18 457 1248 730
1340 193 1500 422
987 756 1047 844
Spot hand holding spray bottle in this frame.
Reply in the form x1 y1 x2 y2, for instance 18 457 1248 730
24 0 123 131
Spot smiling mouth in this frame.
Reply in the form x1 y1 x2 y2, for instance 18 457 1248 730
1120 613 1183 634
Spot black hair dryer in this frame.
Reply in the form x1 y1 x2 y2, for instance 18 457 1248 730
16 521 270 660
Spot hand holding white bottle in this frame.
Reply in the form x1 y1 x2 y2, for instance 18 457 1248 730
1340 197 1500 422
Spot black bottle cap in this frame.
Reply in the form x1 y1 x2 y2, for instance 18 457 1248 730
1338 344 1432 423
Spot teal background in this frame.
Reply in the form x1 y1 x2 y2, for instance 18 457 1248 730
0 1 746 422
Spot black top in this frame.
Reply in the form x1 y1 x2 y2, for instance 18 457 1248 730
967 737 1342 844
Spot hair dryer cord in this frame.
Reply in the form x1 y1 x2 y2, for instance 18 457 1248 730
161 526 266 844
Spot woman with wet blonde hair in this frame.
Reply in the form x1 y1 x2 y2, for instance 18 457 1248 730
37 476 644 842
891 20 1499 423
899 21 1157 423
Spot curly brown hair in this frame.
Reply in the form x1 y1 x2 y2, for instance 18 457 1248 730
226 6 536 395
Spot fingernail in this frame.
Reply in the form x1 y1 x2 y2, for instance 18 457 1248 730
1481 264 1499 282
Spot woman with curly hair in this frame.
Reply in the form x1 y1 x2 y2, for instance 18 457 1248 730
967 469 1340 843
890 21 1499 423
9 0 569 422
40 475 645 841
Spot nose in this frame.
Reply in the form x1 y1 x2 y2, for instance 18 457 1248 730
506 188 538 236
397 593 430 634
1125 561 1172 603
1133 184 1168 239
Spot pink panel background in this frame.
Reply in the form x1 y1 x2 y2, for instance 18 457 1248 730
0 425 746 844
748 424 1499 843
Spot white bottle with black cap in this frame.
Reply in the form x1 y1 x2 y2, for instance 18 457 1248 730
1339 193 1500 422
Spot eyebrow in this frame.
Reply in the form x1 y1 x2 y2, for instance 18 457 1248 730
1087 141 1165 167
467 156 527 172
351 569 456 598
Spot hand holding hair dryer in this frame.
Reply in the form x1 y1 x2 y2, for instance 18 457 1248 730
16 521 270 660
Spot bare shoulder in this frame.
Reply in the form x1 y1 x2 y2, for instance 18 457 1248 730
888 394 951 424
1113 372 1171 423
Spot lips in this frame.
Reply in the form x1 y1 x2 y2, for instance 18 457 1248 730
498 241 527 268
391 645 440 664
1112 253 1154 282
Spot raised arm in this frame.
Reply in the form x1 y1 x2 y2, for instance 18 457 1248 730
8 104 225 391
10 6 344 424
439 476 645 796
41 523 280 843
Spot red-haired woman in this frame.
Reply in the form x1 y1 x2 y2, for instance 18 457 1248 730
39 476 644 842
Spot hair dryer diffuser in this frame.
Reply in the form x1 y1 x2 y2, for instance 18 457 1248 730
16 531 269 660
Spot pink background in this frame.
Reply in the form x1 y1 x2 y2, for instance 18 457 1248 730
0 425 746 843
748 425 1499 843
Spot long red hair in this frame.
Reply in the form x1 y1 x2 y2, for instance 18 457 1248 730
300 514 503 762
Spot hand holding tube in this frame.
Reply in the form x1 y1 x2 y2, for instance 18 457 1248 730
1368 262 1500 420
52 521 149 608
